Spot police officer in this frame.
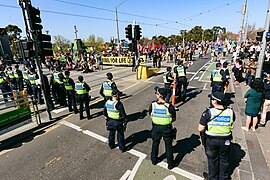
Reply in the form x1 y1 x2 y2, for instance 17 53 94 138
163 66 174 103
75 76 91 120
103 89 127 152
63 70 78 113
22 66 32 95
198 92 235 180
173 59 189 102
100 72 118 101
14 65 23 91
6 66 16 91
57 72 67 107
150 86 176 170
0 67 13 103
51 67 61 104
28 68 43 104
210 62 226 93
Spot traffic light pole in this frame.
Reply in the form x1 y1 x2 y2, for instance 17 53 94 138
19 0 52 120
256 0 270 79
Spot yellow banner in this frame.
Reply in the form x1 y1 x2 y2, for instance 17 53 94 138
101 55 146 66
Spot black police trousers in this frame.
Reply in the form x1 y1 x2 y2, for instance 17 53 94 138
177 77 187 100
66 90 78 113
0 84 14 103
151 124 174 166
78 94 90 119
205 137 231 180
164 84 172 103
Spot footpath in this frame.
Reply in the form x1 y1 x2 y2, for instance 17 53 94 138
229 66 270 180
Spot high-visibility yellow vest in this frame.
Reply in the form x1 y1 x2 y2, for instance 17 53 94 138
53 72 62 84
206 108 234 137
7 71 15 79
212 69 223 82
163 72 169 84
63 78 73 90
22 70 29 80
151 102 172 125
103 81 113 97
176 65 186 77
105 100 121 119
28 74 37 85
14 70 20 78
0 74 6 83
75 82 87 94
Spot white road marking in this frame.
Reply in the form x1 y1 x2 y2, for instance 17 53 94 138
60 120 203 179
194 77 199 80
119 170 131 180
52 107 68 114
199 71 203 73
158 162 204 180
190 61 211 81
198 62 213 82
163 175 177 180
186 72 196 75
203 83 207 90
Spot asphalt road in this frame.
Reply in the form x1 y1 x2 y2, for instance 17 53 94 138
0 55 237 180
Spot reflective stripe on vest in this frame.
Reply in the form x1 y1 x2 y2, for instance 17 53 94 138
205 108 233 137
151 102 172 125
212 69 222 82
63 78 73 90
75 82 87 94
103 81 113 97
22 71 29 80
163 72 169 84
177 66 185 77
105 100 121 119
7 71 15 79
28 74 36 85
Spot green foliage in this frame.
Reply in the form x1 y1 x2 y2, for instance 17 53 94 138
83 34 104 52
52 35 71 54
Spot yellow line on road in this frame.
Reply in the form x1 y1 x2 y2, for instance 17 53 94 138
45 156 61 166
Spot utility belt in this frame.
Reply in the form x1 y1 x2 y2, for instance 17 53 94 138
152 123 172 129
109 118 123 123
206 134 232 140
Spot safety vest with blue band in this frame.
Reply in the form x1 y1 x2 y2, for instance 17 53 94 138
176 65 186 77
53 73 62 84
206 108 234 137
103 81 113 97
63 78 73 90
22 71 29 80
151 102 172 125
212 69 222 82
7 71 15 79
163 72 169 84
75 82 87 94
28 74 37 85
105 100 120 120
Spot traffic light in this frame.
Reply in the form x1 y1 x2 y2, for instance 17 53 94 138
134 25 142 40
125 24 132 40
38 34 53 56
256 31 264 42
16 40 35 58
28 5 43 31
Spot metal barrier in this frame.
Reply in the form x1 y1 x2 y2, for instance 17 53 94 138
0 90 41 132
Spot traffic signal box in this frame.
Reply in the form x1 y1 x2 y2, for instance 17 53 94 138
125 24 132 41
134 25 142 41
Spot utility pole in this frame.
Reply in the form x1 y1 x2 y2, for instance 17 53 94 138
19 0 52 120
74 25 78 39
244 10 249 41
256 0 270 78
115 7 120 56
239 0 248 42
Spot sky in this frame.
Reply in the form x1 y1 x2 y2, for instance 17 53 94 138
0 0 268 42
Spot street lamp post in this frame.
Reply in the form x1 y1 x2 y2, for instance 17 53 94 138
115 0 128 56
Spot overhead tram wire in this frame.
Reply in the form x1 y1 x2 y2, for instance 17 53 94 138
0 4 177 30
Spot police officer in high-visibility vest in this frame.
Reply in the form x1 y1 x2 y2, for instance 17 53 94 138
22 66 32 95
103 89 127 152
63 70 78 113
6 66 16 90
210 62 226 93
100 72 118 101
75 76 91 120
198 92 235 180
163 66 174 103
150 86 176 170
173 59 189 102
51 67 61 104
28 68 43 104
14 65 23 91
0 67 14 103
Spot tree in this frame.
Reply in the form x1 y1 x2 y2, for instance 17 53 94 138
203 29 214 41
223 31 238 40
5 24 22 42
52 35 71 54
188 26 203 42
84 34 104 52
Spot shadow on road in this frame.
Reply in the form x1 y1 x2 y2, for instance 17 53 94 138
125 129 151 150
159 133 201 166
224 92 235 106
127 110 148 122
229 142 246 176
176 88 202 108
